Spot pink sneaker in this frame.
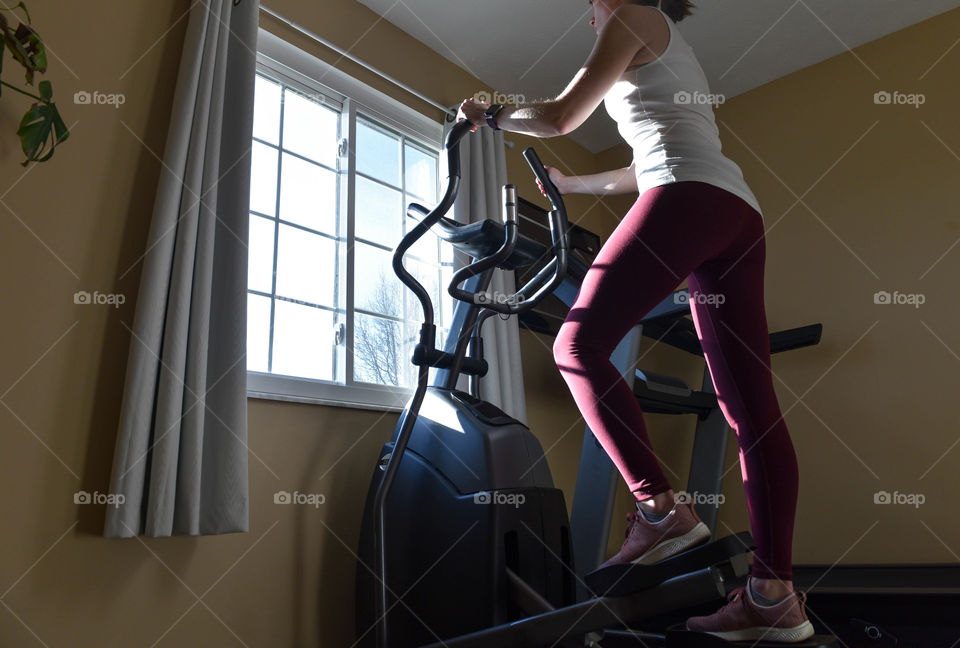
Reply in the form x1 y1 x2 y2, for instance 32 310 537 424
685 577 815 642
598 501 711 569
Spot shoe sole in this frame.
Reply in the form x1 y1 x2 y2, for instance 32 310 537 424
686 620 815 642
632 521 712 565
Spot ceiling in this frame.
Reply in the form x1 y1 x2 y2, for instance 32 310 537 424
355 0 960 153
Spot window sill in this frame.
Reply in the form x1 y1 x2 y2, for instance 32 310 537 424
247 371 411 413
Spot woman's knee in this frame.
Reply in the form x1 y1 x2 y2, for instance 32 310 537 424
553 321 605 371
553 322 577 367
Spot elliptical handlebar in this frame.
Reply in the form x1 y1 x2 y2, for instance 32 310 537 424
502 147 570 314
445 184 521 311
522 146 564 214
446 146 569 315
391 118 572 372
392 120 475 330
413 124 570 315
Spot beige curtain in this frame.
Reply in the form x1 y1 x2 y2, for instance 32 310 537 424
104 0 259 537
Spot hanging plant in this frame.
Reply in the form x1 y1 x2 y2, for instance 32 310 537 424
0 2 69 166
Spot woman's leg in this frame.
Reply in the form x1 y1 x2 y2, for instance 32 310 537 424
686 208 799 586
553 181 750 503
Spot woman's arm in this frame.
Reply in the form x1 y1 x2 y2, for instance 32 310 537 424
545 163 638 196
458 5 655 136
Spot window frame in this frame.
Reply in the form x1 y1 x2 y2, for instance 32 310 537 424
248 28 446 412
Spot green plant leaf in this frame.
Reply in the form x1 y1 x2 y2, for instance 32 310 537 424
16 101 69 166
0 15 44 85
14 21 44 84
0 3 69 165
49 102 69 157
0 15 29 78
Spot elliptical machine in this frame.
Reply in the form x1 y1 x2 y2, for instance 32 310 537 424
356 120 582 648
355 121 837 648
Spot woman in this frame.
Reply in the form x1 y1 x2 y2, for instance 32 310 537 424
457 0 814 642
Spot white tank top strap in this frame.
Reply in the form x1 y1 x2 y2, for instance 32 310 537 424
623 5 676 73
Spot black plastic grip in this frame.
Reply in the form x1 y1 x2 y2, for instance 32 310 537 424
522 147 562 212
445 120 473 179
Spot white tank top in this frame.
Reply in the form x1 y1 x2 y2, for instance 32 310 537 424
603 7 762 217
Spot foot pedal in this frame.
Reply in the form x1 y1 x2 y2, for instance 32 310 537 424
586 532 755 597
665 624 840 648
595 629 666 647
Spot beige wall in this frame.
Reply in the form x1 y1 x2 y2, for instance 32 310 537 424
704 8 960 566
1 0 958 645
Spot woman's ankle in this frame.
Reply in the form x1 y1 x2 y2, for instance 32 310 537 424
635 489 675 515
750 576 795 600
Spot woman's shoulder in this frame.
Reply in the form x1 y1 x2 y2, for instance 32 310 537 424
609 4 672 67
607 4 671 47
610 3 667 25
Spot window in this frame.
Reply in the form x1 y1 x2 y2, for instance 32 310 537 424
247 29 455 410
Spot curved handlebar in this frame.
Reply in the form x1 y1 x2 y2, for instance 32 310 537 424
463 147 570 315
394 118 570 322
522 147 564 213
444 143 571 315
447 185 520 309
392 120 473 327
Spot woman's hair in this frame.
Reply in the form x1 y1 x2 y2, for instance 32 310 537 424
634 0 696 22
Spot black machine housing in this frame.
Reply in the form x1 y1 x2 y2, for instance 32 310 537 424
355 388 575 647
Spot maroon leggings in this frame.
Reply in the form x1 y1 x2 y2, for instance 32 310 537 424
553 181 798 581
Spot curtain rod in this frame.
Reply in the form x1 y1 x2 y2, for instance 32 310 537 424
260 5 458 120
